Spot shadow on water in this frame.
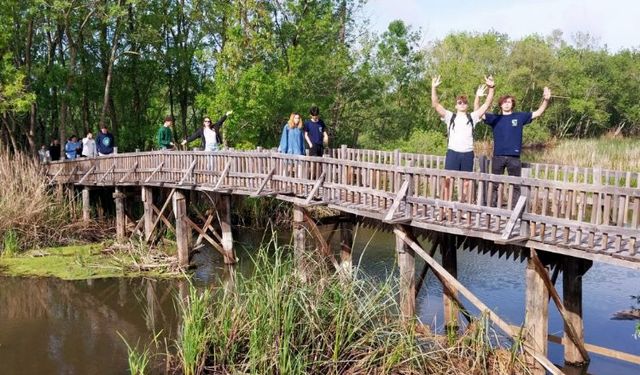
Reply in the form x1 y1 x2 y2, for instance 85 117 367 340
1 225 639 374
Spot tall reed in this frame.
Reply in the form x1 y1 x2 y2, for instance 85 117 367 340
0 153 103 253
170 246 530 374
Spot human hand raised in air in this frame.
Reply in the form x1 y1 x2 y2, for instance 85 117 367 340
476 84 487 97
431 75 442 88
484 75 495 88
226 110 233 116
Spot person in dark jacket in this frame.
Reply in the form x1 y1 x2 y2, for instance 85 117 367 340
96 125 115 156
157 115 175 150
49 139 61 161
181 111 233 151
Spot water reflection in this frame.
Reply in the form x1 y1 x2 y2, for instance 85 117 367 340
1 226 639 374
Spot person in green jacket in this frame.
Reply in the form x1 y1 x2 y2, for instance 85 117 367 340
157 115 175 150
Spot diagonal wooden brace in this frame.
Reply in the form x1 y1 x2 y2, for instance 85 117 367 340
304 171 326 205
384 179 409 222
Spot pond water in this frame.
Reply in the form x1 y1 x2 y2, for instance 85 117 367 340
1 227 639 374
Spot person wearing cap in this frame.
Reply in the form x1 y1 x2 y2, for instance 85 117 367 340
157 115 175 150
474 86 552 207
96 125 115 156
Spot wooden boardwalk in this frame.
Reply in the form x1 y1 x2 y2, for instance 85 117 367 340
45 147 640 373
47 148 640 270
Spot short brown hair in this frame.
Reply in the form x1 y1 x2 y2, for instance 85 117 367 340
455 95 468 104
498 95 516 109
164 115 174 122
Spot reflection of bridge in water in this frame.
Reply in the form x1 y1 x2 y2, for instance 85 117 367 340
46 147 640 374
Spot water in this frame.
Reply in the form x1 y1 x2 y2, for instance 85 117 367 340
1 227 639 374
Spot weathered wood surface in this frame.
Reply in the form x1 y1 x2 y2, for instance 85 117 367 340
46 149 640 269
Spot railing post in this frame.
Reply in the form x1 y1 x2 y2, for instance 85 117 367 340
520 167 531 238
339 214 354 278
442 235 459 334
218 194 235 264
293 204 307 281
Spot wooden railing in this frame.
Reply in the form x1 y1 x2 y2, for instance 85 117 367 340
328 147 640 188
46 149 640 267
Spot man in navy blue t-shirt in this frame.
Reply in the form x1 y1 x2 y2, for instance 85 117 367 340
475 86 551 206
304 106 328 157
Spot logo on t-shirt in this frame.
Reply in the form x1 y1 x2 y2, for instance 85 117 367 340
102 137 111 147
511 119 518 127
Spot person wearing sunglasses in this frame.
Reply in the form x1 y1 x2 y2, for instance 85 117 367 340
182 110 233 151
431 75 495 214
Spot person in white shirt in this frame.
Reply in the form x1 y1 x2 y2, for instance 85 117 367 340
81 132 97 157
182 111 233 151
431 75 495 208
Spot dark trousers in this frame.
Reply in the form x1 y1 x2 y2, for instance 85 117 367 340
491 155 521 207
309 143 323 157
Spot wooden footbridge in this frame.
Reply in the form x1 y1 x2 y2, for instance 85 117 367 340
46 147 640 374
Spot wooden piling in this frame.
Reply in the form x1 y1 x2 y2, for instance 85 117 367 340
442 235 459 332
293 204 307 281
395 225 416 320
339 216 354 277
82 187 90 222
525 251 549 375
114 187 126 242
142 186 154 240
173 190 189 268
217 194 235 264
563 257 592 366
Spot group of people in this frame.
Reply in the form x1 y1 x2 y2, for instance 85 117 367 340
39 126 116 162
277 106 329 157
431 74 551 205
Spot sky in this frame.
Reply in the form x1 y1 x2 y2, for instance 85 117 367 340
363 0 639 51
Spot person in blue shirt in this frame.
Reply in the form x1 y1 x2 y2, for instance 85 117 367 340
96 125 116 156
64 135 81 160
475 86 552 206
278 112 305 156
303 106 328 157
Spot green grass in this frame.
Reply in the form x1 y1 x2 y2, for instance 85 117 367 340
0 243 178 280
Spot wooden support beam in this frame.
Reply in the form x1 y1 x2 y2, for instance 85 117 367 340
217 195 236 264
501 195 528 240
151 205 175 234
393 226 562 375
530 249 590 364
173 190 189 268
145 188 175 243
179 159 197 185
47 166 64 185
82 188 91 222
78 166 96 185
118 162 139 183
213 161 231 190
384 179 409 222
415 235 439 297
185 217 226 257
97 163 116 184
144 162 164 183
395 225 416 320
252 167 276 196
304 171 326 205
114 188 126 242
65 166 79 184
303 210 340 270
525 252 549 375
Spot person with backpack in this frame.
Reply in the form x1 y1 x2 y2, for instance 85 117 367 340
474 86 552 207
431 75 494 212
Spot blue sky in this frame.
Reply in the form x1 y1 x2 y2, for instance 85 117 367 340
363 0 638 51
